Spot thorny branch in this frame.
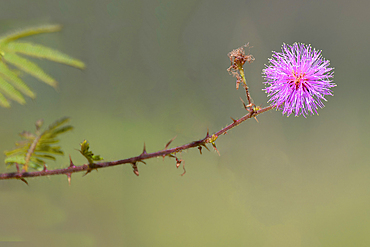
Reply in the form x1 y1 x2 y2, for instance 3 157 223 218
0 44 275 183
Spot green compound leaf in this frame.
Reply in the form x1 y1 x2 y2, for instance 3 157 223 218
4 117 73 172
0 24 85 107
79 140 103 164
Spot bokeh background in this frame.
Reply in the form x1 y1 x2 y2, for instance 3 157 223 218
0 0 369 246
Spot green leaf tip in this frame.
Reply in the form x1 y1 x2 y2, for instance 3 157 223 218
0 24 62 43
79 140 104 164
4 42 85 69
0 24 85 107
4 117 73 172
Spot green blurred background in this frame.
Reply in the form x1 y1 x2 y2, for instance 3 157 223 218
0 0 369 246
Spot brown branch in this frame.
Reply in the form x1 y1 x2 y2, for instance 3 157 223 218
0 44 275 183
0 105 274 181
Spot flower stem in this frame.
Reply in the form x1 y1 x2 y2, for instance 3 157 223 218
238 65 252 106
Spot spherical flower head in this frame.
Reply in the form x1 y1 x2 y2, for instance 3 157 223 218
262 43 336 117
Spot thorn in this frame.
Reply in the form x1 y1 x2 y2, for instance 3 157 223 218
163 153 174 161
132 163 139 176
240 97 247 109
19 178 28 185
198 146 203 155
205 129 210 138
180 161 186 176
212 143 220 156
83 170 91 177
176 157 183 168
43 164 48 172
246 103 254 108
82 164 95 177
142 142 147 155
67 173 71 185
202 144 210 152
165 136 177 149
254 116 259 123
69 155 75 167
230 117 237 123
139 160 147 165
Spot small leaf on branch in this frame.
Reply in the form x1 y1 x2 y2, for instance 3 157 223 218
79 140 103 164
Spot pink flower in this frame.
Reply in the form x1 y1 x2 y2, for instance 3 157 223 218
263 43 336 117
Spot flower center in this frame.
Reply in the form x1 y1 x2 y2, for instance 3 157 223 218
289 72 308 91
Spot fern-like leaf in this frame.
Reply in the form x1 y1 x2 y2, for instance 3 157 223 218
0 24 85 107
4 117 73 171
